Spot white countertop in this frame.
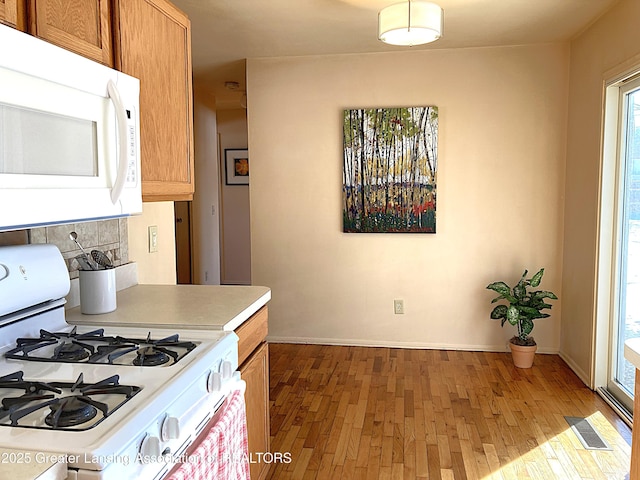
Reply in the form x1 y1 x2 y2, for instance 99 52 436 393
0 449 66 480
624 338 640 370
66 284 271 331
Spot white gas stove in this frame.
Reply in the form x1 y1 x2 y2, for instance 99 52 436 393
0 244 241 480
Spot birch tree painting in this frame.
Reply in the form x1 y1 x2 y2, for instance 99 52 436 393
343 106 438 233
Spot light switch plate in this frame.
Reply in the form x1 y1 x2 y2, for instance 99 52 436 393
148 225 158 253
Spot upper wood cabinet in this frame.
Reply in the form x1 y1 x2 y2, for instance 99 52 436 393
27 0 113 66
5 0 195 201
113 0 195 201
0 0 26 29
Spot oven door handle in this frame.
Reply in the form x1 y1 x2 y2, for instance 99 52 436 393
107 79 129 205
212 377 246 414
222 376 245 400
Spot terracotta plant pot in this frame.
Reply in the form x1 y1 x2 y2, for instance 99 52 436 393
509 342 537 368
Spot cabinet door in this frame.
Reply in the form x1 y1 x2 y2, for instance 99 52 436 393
240 342 270 480
0 0 26 29
114 0 195 201
28 0 113 66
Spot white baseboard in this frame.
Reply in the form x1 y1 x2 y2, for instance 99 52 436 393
559 351 592 388
266 336 559 354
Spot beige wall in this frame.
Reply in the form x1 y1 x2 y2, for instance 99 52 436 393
562 0 640 385
247 44 568 351
128 201 177 285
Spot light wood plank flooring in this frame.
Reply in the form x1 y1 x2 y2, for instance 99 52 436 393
266 344 632 480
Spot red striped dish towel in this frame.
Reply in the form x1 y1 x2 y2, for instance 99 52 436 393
166 389 250 480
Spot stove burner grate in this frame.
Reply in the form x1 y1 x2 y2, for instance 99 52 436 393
0 371 140 431
133 347 171 366
54 341 91 362
4 328 197 366
45 396 99 428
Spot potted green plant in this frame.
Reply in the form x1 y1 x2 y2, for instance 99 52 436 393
486 268 558 368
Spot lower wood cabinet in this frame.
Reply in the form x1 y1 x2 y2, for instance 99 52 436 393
235 306 270 480
631 369 640 479
240 341 270 480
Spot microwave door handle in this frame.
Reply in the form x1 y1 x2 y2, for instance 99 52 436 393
106 80 129 205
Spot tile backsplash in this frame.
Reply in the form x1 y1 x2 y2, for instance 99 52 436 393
0 218 129 279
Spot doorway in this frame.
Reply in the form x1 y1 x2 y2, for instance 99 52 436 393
174 201 192 284
598 74 640 418
608 77 640 411
217 109 251 285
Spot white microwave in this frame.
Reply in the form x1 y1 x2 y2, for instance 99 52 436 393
0 24 142 232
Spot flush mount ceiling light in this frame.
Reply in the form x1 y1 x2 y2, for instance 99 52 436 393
378 0 443 47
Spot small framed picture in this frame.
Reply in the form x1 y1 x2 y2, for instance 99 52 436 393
225 149 249 185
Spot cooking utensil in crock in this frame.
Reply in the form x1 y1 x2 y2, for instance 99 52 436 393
75 254 93 271
91 249 113 269
69 232 97 270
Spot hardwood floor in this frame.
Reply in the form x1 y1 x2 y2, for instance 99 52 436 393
265 344 632 480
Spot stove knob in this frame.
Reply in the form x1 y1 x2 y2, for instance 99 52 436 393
207 370 222 393
0 264 8 282
222 360 233 379
161 416 180 441
139 434 161 458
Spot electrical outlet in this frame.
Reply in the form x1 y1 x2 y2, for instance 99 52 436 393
394 299 404 315
148 225 158 253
